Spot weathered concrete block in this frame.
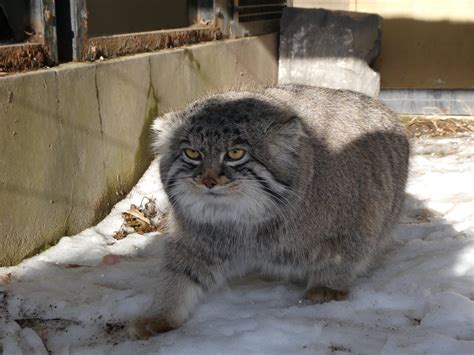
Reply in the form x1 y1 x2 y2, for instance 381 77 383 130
279 7 383 97
0 65 109 266
54 64 107 233
280 7 383 64
95 55 154 195
0 70 69 265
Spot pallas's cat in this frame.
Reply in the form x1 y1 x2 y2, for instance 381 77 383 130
132 84 409 338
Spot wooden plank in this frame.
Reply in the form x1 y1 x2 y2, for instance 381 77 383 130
0 43 51 72
81 26 223 61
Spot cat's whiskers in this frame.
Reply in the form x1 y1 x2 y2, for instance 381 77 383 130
237 177 299 212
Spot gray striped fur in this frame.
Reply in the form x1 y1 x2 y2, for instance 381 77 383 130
131 84 409 338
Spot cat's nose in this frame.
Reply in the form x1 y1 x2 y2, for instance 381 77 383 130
202 176 218 189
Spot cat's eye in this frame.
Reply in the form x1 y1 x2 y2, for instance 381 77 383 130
226 149 246 160
183 148 201 160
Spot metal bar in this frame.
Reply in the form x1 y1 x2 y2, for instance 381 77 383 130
238 0 286 5
188 0 215 25
197 0 215 22
41 0 58 63
231 0 286 38
70 0 87 61
237 5 285 16
215 0 233 37
81 26 223 61
239 10 283 17
237 4 286 9
188 0 198 25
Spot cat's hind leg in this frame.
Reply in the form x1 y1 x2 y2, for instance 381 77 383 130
303 232 379 304
303 264 358 304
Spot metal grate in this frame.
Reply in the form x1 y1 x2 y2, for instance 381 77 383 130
216 0 286 38
241 4 284 22
237 0 286 23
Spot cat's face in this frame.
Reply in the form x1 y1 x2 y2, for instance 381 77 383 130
154 94 305 226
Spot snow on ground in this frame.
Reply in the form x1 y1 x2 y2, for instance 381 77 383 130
1 133 473 355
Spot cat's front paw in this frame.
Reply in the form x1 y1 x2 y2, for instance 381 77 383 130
130 315 177 339
304 286 348 304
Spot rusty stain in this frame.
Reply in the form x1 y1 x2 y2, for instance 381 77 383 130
44 10 52 22
81 26 223 61
0 44 52 72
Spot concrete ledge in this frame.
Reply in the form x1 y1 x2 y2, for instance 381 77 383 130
0 33 278 266
380 89 474 115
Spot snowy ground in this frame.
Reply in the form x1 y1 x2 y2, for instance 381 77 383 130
1 132 473 355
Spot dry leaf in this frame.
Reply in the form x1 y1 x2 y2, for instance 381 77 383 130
113 230 128 240
113 197 168 240
123 207 151 224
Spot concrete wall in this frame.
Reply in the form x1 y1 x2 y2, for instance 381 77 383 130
290 0 474 89
0 33 278 266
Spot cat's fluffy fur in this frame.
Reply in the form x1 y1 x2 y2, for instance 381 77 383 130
132 84 409 338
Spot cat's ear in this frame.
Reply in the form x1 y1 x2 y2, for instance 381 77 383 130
270 116 307 148
267 115 306 160
280 116 307 140
151 111 185 155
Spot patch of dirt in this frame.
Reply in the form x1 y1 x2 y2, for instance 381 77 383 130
0 291 8 320
329 344 352 353
104 322 126 335
15 317 80 331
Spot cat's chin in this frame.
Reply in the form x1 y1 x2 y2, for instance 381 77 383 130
169 183 276 225
174 193 271 225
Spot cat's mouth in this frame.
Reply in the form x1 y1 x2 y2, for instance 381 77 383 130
201 186 232 196
194 182 241 197
204 190 223 197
